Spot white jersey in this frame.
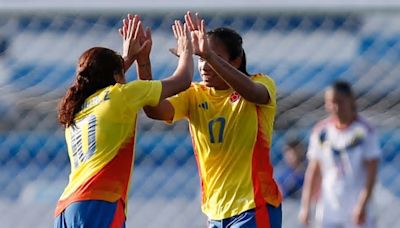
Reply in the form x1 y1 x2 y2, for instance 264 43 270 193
307 116 381 225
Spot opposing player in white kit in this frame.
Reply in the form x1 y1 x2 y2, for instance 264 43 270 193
299 81 381 228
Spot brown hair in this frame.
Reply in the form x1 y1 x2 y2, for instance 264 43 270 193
329 80 357 112
58 47 124 127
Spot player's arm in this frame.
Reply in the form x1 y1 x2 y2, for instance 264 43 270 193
134 25 152 81
120 15 193 93
119 14 151 73
133 24 175 121
299 159 322 225
204 52 270 104
145 21 193 121
185 11 270 105
132 16 153 80
159 20 193 100
360 158 379 208
143 100 174 121
120 14 168 120
119 17 192 121
353 158 379 225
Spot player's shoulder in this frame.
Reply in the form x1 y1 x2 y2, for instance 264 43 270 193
101 82 140 103
251 73 273 80
251 73 276 86
190 82 209 93
115 80 156 89
312 117 332 134
104 83 124 98
311 118 332 144
354 116 375 134
108 82 129 93
110 80 160 95
167 82 206 100
78 86 111 112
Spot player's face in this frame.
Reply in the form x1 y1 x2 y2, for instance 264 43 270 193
198 38 230 90
284 147 300 168
325 89 354 119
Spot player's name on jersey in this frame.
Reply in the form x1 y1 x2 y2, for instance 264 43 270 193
82 90 110 110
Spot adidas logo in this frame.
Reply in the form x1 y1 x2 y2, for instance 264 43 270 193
198 101 209 110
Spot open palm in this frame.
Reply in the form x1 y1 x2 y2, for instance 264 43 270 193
172 20 193 57
185 12 210 59
119 14 147 62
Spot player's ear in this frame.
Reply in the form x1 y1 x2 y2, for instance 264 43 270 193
231 57 241 69
114 72 126 84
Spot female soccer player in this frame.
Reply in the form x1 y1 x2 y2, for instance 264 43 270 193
54 16 193 227
299 81 381 228
125 12 283 228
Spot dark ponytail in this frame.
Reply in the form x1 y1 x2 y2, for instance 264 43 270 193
58 47 124 127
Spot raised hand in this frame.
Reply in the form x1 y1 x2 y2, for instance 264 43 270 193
136 22 152 63
184 11 210 59
118 14 148 70
171 20 193 57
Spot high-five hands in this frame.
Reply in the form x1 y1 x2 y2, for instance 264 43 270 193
119 14 150 69
184 11 211 60
170 19 193 58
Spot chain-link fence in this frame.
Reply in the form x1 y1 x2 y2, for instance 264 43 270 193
0 9 399 227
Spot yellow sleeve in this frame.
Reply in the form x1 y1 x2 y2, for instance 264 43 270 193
116 80 162 110
252 74 276 107
166 86 192 123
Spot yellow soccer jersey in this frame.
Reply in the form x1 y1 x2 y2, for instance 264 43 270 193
168 74 282 219
55 80 162 216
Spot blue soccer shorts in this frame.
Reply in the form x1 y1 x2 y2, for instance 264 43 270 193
54 199 125 228
208 203 282 228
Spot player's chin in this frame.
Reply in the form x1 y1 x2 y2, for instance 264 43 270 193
202 80 215 88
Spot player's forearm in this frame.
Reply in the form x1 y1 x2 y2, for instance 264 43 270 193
160 50 193 99
143 106 166 120
123 57 135 72
143 100 174 121
174 50 194 85
301 161 320 210
205 51 270 104
358 159 379 209
300 176 314 210
136 57 152 80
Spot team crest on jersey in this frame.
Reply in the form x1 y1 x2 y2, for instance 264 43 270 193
230 91 241 103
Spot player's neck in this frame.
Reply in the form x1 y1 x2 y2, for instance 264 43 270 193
213 84 230 90
334 114 357 129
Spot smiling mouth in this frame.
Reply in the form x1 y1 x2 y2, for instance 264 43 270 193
202 73 215 78
203 77 214 82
